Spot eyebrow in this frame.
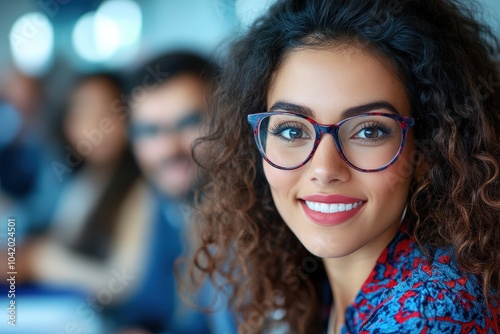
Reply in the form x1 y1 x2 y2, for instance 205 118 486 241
269 100 400 119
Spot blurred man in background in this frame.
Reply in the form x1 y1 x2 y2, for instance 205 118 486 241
112 51 235 334
128 52 209 201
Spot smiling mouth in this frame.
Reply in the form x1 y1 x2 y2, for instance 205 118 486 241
304 200 364 214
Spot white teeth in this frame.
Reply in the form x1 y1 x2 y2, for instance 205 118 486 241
304 200 363 214
320 203 329 213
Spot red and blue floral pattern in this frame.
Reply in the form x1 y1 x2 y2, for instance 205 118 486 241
325 223 500 333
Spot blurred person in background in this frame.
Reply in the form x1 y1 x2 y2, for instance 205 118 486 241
0 70 43 198
0 69 61 239
112 51 235 334
8 73 152 333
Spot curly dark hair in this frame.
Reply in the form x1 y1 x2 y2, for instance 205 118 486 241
189 0 500 332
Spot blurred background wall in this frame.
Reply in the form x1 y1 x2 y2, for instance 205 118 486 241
0 0 498 101
0 0 290 129
0 0 499 94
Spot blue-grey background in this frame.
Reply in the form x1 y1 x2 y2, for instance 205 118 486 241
0 0 499 76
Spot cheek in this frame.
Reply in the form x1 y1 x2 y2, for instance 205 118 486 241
181 136 196 157
100 125 126 152
63 120 81 148
368 132 417 198
383 140 417 196
184 128 201 144
263 162 303 211
263 162 292 194
362 153 415 217
367 171 411 202
133 142 159 168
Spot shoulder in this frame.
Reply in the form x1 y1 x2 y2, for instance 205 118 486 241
360 247 500 333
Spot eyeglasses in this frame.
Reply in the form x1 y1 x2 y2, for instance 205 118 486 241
129 112 203 141
247 112 415 172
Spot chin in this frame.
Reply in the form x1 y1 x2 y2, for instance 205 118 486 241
297 231 357 259
304 244 350 259
159 183 192 200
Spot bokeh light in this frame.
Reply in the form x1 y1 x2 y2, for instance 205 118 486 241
96 0 142 49
72 12 104 63
72 0 142 66
9 12 54 76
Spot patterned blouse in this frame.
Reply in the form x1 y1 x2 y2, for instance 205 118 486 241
324 223 500 333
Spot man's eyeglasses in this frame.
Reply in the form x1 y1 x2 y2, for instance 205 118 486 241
129 112 203 141
247 111 415 172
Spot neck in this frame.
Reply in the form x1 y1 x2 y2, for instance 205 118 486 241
86 161 118 180
323 253 375 322
323 223 400 331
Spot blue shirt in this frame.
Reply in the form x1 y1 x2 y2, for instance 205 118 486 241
325 223 500 333
110 194 236 333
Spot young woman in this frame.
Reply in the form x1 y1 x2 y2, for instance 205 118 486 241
190 0 500 333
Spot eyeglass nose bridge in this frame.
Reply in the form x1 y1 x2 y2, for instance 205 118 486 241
315 123 340 137
310 123 345 159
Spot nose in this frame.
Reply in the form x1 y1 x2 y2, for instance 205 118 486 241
306 134 350 185
153 131 186 158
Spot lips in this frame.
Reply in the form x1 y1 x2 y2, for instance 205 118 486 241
299 194 366 226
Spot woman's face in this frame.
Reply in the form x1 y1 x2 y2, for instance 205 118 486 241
264 45 416 259
64 78 127 166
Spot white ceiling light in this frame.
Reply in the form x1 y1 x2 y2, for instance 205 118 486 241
72 0 142 65
9 12 54 76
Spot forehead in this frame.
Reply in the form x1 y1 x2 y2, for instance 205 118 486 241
72 78 119 102
267 46 410 121
131 74 207 123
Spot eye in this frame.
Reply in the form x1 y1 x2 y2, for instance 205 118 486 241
177 112 203 130
281 127 307 139
270 122 311 141
355 127 386 139
129 123 160 139
350 120 393 142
